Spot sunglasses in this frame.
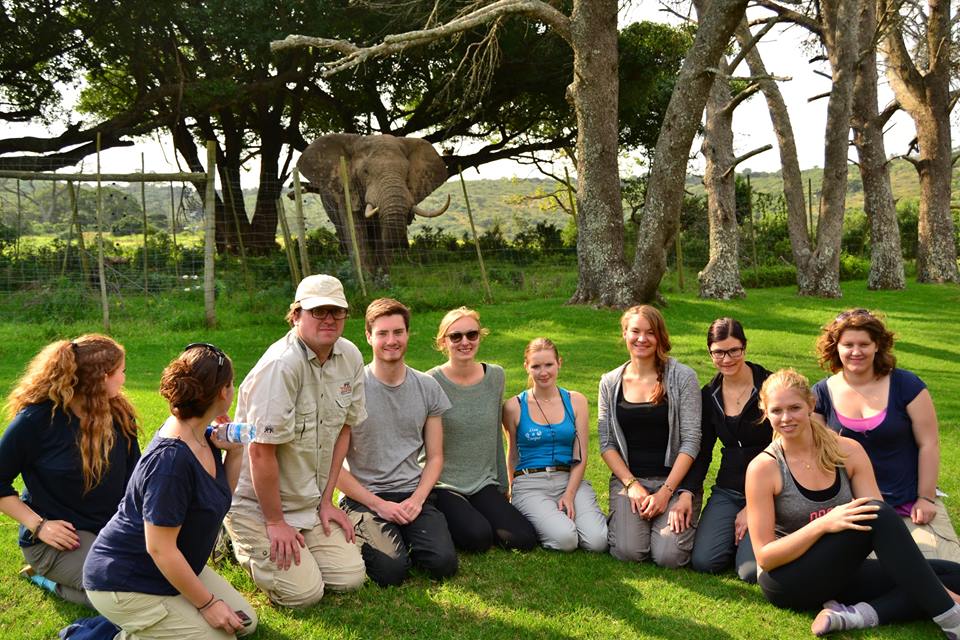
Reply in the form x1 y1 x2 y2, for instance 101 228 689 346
307 307 348 321
446 330 480 343
184 343 226 380
835 308 872 322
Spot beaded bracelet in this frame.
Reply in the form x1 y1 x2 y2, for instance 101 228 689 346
31 518 47 542
919 495 937 505
662 481 675 494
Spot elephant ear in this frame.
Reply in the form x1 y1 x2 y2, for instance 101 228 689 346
401 137 449 203
297 133 362 211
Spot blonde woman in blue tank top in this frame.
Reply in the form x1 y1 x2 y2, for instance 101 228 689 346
502 338 607 552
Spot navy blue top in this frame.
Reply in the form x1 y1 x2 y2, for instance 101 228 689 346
813 368 927 508
515 389 577 470
83 433 231 596
0 401 140 547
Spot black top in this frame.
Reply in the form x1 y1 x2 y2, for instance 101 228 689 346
791 467 843 502
687 361 773 494
83 434 231 595
0 401 140 547
617 387 671 478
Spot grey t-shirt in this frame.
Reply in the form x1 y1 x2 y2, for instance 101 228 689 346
347 365 451 494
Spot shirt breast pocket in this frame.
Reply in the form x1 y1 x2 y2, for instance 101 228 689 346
296 401 319 441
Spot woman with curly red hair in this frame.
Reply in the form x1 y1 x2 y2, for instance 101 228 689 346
812 308 960 562
0 335 139 606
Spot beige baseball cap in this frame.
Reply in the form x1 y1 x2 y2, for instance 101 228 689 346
295 274 348 310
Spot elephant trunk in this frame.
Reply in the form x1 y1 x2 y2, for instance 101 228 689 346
366 182 413 252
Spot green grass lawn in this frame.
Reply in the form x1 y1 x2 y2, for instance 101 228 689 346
0 280 958 639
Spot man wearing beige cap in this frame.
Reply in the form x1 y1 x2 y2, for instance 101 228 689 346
224 274 367 607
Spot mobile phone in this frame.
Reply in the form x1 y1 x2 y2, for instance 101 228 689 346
235 610 252 627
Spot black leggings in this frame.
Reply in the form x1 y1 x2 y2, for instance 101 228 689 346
434 485 537 552
760 500 960 622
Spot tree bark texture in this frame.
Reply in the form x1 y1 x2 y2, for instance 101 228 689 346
797 0 859 297
566 0 632 305
735 22 811 291
851 0 904 290
882 0 958 283
630 0 749 303
696 6 745 300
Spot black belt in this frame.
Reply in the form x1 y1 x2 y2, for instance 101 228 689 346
513 465 571 478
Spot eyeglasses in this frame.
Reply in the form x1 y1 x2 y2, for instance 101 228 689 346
307 307 348 321
709 347 744 361
835 308 872 322
446 330 480 343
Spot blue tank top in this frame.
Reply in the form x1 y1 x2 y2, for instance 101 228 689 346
515 388 577 470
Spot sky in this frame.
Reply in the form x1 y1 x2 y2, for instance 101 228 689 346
4 3 958 186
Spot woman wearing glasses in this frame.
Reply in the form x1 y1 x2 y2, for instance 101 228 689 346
599 305 702 567
688 318 772 582
503 337 608 552
812 308 960 562
428 308 537 552
84 344 257 638
0 335 139 606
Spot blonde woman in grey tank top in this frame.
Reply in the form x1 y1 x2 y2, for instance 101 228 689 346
746 369 960 637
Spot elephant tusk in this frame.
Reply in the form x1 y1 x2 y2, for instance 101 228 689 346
365 203 378 218
412 194 451 218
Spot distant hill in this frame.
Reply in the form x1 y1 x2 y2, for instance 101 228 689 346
684 156 960 212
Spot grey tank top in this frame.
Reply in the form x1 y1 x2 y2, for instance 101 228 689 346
769 440 853 538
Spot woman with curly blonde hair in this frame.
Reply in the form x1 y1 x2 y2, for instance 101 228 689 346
0 335 139 606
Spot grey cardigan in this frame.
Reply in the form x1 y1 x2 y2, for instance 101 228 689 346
597 357 702 472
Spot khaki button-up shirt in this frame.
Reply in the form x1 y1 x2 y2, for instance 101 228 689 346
230 330 366 529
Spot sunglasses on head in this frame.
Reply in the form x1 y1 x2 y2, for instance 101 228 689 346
446 330 480 343
835 308 872 322
184 343 225 378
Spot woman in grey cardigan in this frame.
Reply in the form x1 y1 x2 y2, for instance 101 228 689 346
598 305 702 567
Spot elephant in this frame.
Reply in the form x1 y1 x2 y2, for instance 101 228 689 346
296 133 451 273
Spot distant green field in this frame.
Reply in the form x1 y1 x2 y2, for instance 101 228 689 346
0 281 958 638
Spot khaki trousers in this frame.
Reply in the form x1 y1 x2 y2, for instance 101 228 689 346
904 498 960 563
224 510 365 608
87 566 255 640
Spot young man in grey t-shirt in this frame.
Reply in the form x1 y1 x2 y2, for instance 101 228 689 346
337 298 458 586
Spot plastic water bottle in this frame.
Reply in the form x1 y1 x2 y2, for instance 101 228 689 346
205 422 256 444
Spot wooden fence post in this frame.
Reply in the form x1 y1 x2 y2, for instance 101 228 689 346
339 156 367 297
458 166 493 303
276 197 301 288
292 167 311 277
203 141 217 328
95 134 110 331
141 154 149 293
169 182 180 280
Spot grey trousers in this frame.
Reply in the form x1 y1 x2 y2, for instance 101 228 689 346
607 475 701 568
21 529 97 607
511 470 608 552
690 486 758 583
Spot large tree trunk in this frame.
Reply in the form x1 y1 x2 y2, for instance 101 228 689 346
883 0 958 283
566 0 631 305
735 22 811 290
851 0 904 290
628 0 749 303
796 0 859 297
696 46 745 299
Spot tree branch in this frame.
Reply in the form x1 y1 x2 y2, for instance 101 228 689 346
727 17 780 71
722 83 763 115
272 0 572 77
752 0 822 35
876 98 901 127
722 144 773 177
808 91 831 102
